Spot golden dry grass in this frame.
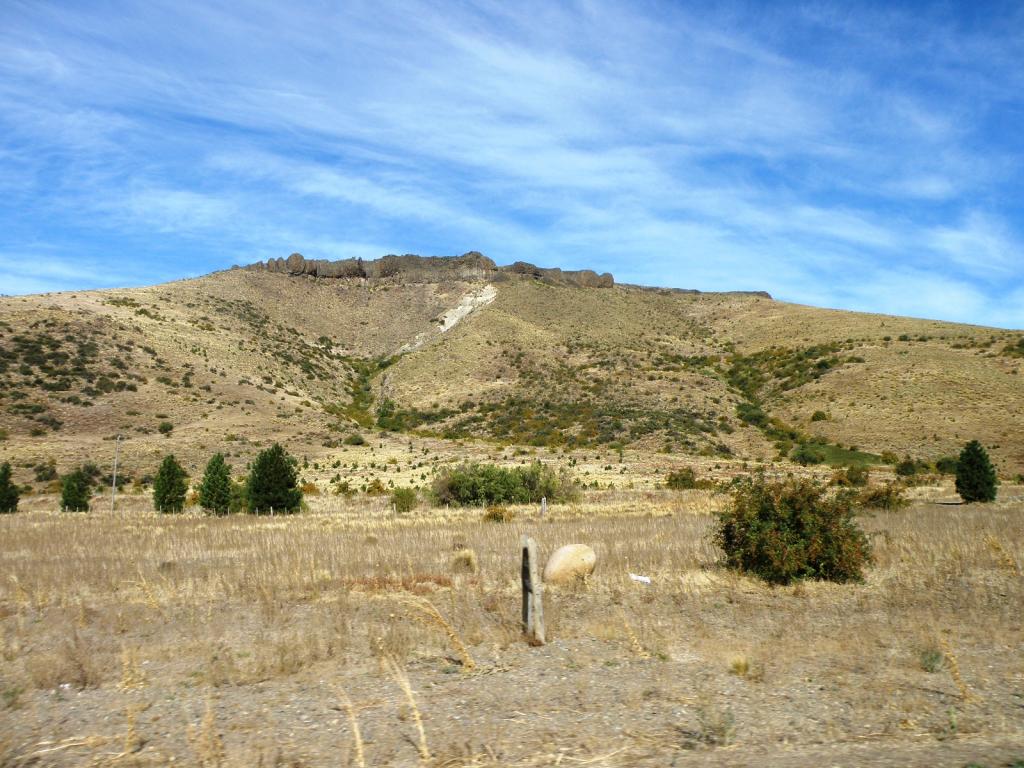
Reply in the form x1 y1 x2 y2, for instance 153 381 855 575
1 487 1022 766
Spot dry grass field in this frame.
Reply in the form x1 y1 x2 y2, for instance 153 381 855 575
2 486 1023 767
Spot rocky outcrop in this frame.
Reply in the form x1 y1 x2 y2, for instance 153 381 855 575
243 252 615 289
620 283 773 300
242 252 769 297
502 261 613 288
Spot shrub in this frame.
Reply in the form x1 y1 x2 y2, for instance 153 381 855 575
955 440 998 503
432 461 577 507
665 467 698 490
482 505 515 522
857 482 908 511
343 433 366 446
894 457 918 477
247 443 302 514
33 459 57 482
919 644 944 673
0 462 19 513
158 421 173 435
198 453 232 515
810 410 829 422
153 455 188 513
451 547 479 574
831 465 869 488
61 469 92 512
391 487 417 514
713 475 871 584
935 455 959 475
736 402 768 428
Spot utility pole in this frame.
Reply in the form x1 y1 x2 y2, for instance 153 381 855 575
110 434 122 514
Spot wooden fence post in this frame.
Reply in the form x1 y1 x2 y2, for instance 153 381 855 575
521 535 545 645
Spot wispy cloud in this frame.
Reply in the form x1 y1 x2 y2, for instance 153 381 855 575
0 0 1021 326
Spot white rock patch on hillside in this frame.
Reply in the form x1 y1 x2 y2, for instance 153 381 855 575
399 284 497 353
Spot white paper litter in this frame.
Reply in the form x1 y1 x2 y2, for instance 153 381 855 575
629 573 652 584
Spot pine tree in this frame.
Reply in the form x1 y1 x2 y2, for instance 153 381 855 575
955 440 998 503
61 469 92 512
153 455 189 513
198 453 232 515
0 462 19 513
246 443 302 514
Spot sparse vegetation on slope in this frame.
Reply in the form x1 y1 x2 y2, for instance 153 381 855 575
1 260 1023 485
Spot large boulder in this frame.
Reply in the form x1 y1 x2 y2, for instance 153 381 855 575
285 252 306 274
543 544 597 584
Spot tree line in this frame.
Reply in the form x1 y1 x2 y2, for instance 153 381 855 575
0 443 304 514
0 439 1005 515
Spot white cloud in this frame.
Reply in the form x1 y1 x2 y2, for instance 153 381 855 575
927 211 1022 277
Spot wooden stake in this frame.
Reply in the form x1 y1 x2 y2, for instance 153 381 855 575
521 535 545 645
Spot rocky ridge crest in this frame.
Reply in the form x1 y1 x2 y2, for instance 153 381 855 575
241 251 615 289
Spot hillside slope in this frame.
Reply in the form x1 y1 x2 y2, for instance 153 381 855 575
1 254 1022 494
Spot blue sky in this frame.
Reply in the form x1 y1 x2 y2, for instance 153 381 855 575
1 1 1022 327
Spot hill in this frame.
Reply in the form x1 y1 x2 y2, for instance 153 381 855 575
1 252 1022 494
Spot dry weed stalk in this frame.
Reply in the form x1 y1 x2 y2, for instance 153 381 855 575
118 645 147 690
384 656 430 762
622 616 651 659
337 685 366 768
22 735 111 760
135 574 161 611
397 595 476 670
985 535 1020 574
939 639 976 703
188 699 225 767
123 703 144 754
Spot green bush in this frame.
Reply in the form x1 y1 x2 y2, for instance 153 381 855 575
0 462 19 513
665 467 698 490
894 457 918 477
830 465 869 488
391 487 417 514
714 475 871 585
153 455 188 513
857 482 908 511
158 421 173 435
810 410 829 422
199 453 232 515
935 455 959 475
247 443 302 514
343 432 366 446
61 469 92 512
432 461 576 507
736 402 768 428
955 440 998 503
